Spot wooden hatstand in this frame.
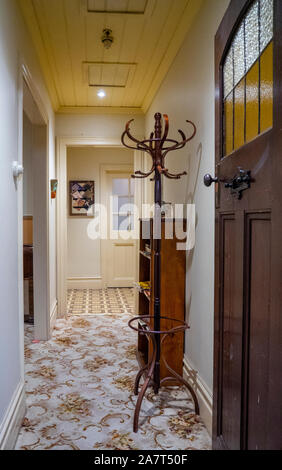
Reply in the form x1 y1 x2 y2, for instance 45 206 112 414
122 113 199 432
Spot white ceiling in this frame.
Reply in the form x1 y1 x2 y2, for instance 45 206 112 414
19 0 202 113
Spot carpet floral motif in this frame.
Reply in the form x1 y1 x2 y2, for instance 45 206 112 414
16 308 211 450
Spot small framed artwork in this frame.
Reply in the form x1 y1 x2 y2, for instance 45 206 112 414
69 180 95 217
50 179 58 199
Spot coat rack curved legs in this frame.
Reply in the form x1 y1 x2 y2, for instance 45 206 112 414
128 316 200 433
133 333 156 396
133 333 157 433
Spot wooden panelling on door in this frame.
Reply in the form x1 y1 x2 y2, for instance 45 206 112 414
219 214 242 450
242 212 272 450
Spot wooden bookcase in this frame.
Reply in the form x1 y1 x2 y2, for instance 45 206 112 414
136 218 187 382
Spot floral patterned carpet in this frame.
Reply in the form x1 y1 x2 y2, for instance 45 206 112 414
16 303 211 450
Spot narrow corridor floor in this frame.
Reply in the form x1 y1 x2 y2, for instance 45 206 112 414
67 288 134 315
16 313 211 450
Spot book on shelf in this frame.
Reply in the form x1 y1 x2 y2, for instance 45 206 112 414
143 290 150 300
134 281 151 290
133 281 151 299
138 319 149 330
138 281 151 290
145 243 151 253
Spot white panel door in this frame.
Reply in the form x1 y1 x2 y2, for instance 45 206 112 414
106 172 136 287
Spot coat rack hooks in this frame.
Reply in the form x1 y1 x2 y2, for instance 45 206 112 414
121 112 196 181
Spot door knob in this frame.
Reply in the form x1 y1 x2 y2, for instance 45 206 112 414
203 174 218 187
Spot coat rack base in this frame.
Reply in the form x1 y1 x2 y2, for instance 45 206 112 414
128 316 200 433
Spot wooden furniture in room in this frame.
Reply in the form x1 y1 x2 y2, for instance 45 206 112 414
137 218 187 380
23 216 33 245
23 216 34 323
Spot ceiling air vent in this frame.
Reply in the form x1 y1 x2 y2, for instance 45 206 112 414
83 62 137 88
87 0 148 15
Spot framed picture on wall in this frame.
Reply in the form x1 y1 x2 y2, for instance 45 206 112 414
69 180 95 217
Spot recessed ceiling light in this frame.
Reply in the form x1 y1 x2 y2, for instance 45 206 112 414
97 89 106 98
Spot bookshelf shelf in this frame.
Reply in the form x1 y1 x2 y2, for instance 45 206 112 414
139 250 151 260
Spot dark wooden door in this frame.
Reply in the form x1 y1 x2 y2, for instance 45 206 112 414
211 0 282 450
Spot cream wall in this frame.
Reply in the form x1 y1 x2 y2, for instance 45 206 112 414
145 0 229 423
56 113 144 141
0 0 56 448
67 147 134 287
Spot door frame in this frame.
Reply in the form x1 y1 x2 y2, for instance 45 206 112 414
56 137 143 316
18 60 50 342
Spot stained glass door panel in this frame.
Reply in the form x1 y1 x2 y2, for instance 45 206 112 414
223 0 273 156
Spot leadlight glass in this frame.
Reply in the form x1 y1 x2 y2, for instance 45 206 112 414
234 79 245 149
245 62 259 143
222 0 273 156
233 23 245 86
260 42 273 132
260 0 273 51
223 50 233 99
245 1 259 71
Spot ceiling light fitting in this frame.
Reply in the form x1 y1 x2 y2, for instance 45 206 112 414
101 29 113 49
97 89 106 98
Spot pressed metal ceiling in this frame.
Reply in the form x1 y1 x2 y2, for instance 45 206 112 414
18 0 202 114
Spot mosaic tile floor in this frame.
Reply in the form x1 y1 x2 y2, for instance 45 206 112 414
16 313 211 450
67 288 135 315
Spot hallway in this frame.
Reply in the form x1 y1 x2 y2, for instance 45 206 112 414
15 290 210 450
2 0 281 452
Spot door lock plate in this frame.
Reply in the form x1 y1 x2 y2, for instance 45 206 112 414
224 169 251 200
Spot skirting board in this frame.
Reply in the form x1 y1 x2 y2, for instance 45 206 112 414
50 300 58 331
67 277 103 290
183 357 213 436
0 380 25 450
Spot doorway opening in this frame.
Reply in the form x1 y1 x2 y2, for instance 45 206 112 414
66 146 136 294
65 146 138 318
57 137 146 317
22 78 49 340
